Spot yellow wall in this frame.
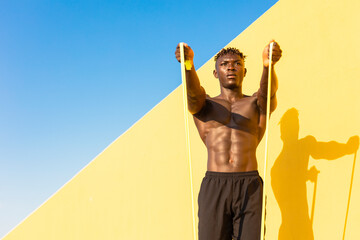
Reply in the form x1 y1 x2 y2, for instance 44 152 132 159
4 0 360 239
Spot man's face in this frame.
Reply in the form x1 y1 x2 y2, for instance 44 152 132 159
213 53 247 89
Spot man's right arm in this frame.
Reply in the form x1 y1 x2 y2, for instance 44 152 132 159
175 43 206 114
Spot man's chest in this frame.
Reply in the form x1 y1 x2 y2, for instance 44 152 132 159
194 97 260 136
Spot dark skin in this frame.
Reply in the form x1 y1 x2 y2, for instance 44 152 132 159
175 41 282 172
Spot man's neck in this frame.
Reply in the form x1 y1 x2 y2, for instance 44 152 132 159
219 87 243 103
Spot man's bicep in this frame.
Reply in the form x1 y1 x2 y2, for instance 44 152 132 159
188 87 207 114
257 114 267 141
269 94 277 112
255 91 277 115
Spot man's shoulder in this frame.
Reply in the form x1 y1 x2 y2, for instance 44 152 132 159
249 92 259 98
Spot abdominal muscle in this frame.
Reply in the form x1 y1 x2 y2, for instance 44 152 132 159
205 125 259 172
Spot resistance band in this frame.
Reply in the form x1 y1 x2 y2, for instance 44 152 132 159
260 42 274 240
310 168 320 225
342 151 357 240
179 42 197 240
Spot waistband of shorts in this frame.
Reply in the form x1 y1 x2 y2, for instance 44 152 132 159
205 170 259 178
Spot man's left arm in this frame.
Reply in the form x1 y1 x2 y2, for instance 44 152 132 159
256 40 282 114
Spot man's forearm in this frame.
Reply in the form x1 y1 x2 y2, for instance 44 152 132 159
185 62 206 114
257 66 278 113
259 66 278 97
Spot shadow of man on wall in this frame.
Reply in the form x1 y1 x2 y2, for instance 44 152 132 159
271 108 359 239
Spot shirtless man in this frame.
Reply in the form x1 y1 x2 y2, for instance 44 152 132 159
175 40 282 240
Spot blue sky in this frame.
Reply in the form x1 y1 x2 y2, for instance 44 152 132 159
0 0 277 237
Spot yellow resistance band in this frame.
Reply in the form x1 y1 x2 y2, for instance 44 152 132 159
342 151 357 240
180 42 197 240
260 42 274 240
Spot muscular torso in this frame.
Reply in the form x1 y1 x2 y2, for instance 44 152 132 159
193 94 267 172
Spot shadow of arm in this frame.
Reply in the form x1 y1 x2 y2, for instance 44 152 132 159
309 135 359 160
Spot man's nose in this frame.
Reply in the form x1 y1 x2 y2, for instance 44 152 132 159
227 63 235 70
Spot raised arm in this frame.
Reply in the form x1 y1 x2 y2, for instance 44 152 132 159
175 43 206 114
257 40 282 114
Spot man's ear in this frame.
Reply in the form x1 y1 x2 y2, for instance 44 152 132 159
244 68 247 77
213 69 218 78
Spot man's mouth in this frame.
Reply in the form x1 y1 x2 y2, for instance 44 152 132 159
227 74 237 78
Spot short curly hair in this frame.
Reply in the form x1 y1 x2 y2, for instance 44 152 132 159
214 47 246 62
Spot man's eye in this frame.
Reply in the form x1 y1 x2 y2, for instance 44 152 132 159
236 62 241 65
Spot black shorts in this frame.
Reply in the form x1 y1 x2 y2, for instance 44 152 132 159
198 171 263 240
